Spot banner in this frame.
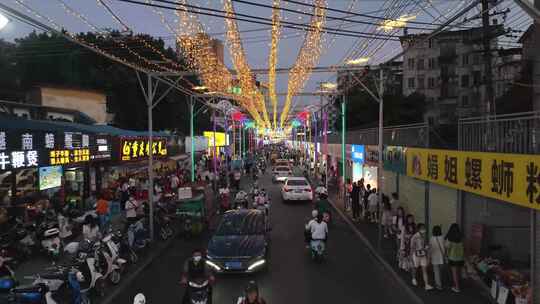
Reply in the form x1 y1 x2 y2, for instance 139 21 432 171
406 148 540 210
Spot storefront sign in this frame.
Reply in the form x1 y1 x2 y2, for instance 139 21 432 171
91 135 111 161
351 145 365 164
0 150 39 170
383 146 406 174
203 131 227 147
406 148 540 210
39 165 63 190
120 138 167 161
49 148 90 165
364 145 379 166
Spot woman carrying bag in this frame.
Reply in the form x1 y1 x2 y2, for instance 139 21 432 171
429 225 446 290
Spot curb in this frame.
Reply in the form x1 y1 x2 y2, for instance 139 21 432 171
327 197 425 304
98 235 177 304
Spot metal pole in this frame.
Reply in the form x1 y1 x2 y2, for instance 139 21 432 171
324 105 328 189
341 92 346 208
314 111 318 175
190 96 195 183
146 74 155 242
377 68 384 251
213 109 217 180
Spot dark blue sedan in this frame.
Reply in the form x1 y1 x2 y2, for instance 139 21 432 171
206 209 270 273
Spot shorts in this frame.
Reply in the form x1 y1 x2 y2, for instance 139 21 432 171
412 255 429 268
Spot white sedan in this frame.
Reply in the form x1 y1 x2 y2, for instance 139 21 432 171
281 177 313 203
272 166 292 182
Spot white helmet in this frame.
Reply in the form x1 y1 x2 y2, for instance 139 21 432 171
75 271 85 282
134 293 146 304
317 187 328 196
311 209 319 218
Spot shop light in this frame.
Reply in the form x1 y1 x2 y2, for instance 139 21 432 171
346 57 370 65
192 86 207 91
321 82 337 90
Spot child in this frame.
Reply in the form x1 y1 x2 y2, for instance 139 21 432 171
381 199 393 238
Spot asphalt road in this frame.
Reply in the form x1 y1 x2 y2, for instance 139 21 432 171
113 169 416 304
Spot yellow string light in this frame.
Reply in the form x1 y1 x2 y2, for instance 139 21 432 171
279 0 327 128
268 0 281 130
223 0 270 129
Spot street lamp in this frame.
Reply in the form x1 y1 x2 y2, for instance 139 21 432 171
0 13 9 31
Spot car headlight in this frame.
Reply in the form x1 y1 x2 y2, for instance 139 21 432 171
205 260 221 271
247 259 265 271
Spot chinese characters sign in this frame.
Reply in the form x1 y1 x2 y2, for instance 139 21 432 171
120 138 167 161
406 148 540 210
49 149 90 165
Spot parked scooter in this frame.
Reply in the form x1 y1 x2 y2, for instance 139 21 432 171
95 236 126 285
64 240 106 298
127 219 149 252
37 221 61 261
154 207 174 241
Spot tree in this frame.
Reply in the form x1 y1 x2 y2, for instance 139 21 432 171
0 31 209 134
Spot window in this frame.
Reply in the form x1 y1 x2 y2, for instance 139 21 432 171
428 58 436 69
461 95 469 106
461 74 470 88
428 77 435 88
418 76 425 89
462 54 469 66
428 39 433 48
408 77 416 89
407 77 416 89
473 71 481 85
408 58 415 70
417 59 425 70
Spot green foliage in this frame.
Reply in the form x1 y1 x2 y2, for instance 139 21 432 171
0 31 210 134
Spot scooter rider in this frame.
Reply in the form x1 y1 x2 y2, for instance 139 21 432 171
314 189 332 223
180 249 214 304
306 213 328 252
237 281 267 304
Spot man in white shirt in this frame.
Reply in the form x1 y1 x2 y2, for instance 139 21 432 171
307 215 328 241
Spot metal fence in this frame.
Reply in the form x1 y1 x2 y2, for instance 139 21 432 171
458 111 540 154
326 122 429 147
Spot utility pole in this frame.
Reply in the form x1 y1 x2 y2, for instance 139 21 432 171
376 68 384 251
482 0 495 116
190 96 195 182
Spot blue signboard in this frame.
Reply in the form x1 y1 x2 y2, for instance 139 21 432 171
351 145 365 163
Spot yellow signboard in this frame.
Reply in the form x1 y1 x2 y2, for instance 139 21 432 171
203 131 227 147
406 148 540 210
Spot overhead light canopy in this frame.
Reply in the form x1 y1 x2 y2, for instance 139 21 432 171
346 57 370 65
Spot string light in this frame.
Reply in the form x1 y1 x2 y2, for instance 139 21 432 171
268 0 281 129
279 0 327 128
223 0 270 128
377 14 417 32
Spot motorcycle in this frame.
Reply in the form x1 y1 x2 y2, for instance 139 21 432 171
64 240 106 298
185 279 210 304
127 219 149 252
96 235 126 285
253 193 270 217
12 268 91 304
37 222 61 261
310 239 325 262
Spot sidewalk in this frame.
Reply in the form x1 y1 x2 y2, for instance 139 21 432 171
325 186 494 304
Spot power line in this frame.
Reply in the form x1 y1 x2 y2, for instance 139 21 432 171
281 0 467 27
231 0 441 31
112 0 401 41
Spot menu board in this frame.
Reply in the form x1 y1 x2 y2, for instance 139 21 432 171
39 165 63 190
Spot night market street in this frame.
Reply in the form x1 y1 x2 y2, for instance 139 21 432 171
111 171 416 304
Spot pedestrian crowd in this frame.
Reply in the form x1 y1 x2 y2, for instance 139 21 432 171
342 178 466 293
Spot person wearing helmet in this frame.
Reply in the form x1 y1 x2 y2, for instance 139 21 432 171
314 190 331 223
180 249 214 304
133 293 146 304
237 281 266 304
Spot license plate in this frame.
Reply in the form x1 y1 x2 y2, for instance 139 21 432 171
225 261 242 269
295 190 303 193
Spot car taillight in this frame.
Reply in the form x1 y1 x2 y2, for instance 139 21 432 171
284 187 291 192
305 188 312 192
